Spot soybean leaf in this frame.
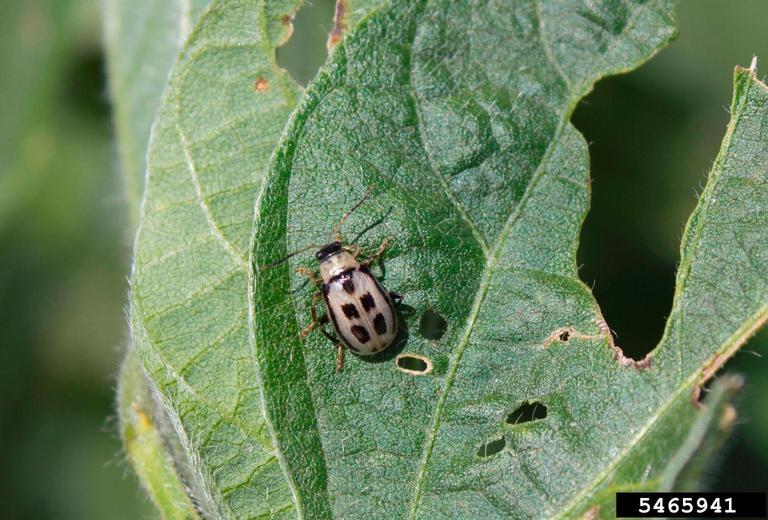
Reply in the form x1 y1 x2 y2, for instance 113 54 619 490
128 0 388 517
253 3 766 520
130 1 302 516
105 0 213 513
103 0 212 226
117 349 199 519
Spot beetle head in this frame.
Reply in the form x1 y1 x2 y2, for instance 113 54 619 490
315 241 342 262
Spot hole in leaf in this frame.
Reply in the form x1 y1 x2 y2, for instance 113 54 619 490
572 74 685 360
419 309 447 340
395 354 433 375
275 0 336 86
477 436 506 458
544 327 577 347
506 402 548 425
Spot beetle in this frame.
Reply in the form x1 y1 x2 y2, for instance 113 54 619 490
265 190 401 371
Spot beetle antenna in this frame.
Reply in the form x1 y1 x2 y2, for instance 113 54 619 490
330 186 375 241
258 243 326 271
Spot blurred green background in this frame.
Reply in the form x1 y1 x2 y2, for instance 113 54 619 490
0 0 765 517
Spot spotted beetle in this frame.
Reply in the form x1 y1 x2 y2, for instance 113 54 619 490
268 190 401 371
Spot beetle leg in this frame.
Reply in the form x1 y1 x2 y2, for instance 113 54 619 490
363 236 391 265
320 327 340 343
300 292 326 338
336 343 345 372
295 266 322 284
344 243 362 259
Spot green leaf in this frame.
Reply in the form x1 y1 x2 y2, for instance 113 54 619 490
103 0 213 226
130 0 302 516
251 3 766 520
128 0 388 517
129 0 768 518
105 1 214 515
117 349 200 519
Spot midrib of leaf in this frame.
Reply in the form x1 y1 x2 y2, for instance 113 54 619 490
408 116 569 519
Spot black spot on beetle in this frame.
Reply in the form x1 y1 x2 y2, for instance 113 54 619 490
351 325 370 343
341 303 359 319
361 292 375 311
342 278 355 293
373 313 387 334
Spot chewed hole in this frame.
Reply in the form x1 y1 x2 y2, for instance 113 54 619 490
395 354 433 375
274 0 335 86
544 327 576 347
419 309 447 340
477 436 506 458
506 401 548 425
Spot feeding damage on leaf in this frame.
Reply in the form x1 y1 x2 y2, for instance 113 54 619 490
594 317 652 370
327 0 348 48
609 341 652 370
395 353 433 375
254 77 269 92
542 321 653 372
579 504 601 520
543 325 602 347
506 401 548 425
126 0 768 516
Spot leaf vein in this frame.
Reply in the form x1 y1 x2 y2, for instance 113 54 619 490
177 125 248 266
407 117 568 518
